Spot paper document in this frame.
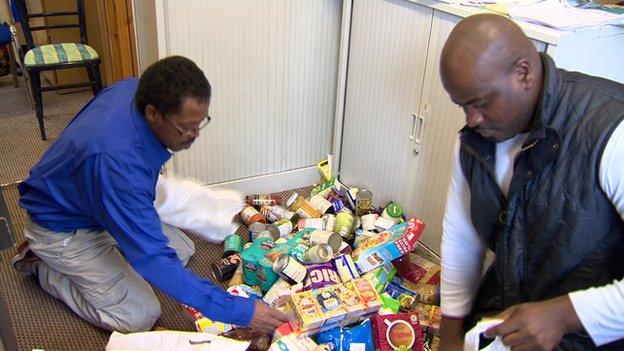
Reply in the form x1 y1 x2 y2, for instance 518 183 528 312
509 0 624 30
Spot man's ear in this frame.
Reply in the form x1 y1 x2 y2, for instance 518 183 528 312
513 58 532 91
144 104 160 123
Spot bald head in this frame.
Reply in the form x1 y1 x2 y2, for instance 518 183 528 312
442 14 539 84
440 14 543 142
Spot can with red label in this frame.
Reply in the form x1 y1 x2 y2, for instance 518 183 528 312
240 205 267 232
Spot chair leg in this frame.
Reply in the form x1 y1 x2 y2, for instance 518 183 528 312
86 63 103 96
7 44 18 88
29 70 47 141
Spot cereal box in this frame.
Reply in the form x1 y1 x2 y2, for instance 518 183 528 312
312 286 346 331
350 278 383 317
351 219 425 273
371 312 423 351
287 291 325 336
332 283 366 326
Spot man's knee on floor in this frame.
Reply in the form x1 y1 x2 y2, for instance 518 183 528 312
114 298 162 333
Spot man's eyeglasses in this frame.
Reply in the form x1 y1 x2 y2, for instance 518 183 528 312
166 115 212 136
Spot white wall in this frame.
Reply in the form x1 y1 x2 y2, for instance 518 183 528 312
159 0 342 187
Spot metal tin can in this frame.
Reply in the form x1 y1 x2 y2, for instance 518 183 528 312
272 254 308 285
241 238 275 286
309 194 333 215
261 205 300 226
258 256 279 292
267 218 293 238
333 209 355 240
223 234 244 258
211 253 242 282
263 278 293 307
301 244 334 264
256 229 276 240
240 205 267 232
246 194 281 207
361 213 379 231
227 262 245 287
307 229 343 253
355 189 373 216
297 218 325 231
322 214 336 232
334 254 360 282
285 193 321 219
290 242 311 262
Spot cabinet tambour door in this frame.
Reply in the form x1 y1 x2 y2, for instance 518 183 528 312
339 0 433 209
409 11 464 254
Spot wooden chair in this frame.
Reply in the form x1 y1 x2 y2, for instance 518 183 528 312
14 0 103 140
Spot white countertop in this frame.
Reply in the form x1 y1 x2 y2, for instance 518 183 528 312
408 0 624 45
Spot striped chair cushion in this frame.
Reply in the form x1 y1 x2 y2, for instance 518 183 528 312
24 43 98 67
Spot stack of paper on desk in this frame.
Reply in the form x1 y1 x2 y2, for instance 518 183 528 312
508 0 624 30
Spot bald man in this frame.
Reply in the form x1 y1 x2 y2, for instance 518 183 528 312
439 14 624 350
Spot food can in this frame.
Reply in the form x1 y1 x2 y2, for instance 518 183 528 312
223 234 244 258
258 256 279 292
334 254 360 282
241 238 275 286
268 218 294 238
307 229 343 253
300 244 334 264
210 253 242 282
333 209 355 240
245 194 281 207
322 214 336 232
309 195 333 215
290 242 311 262
297 218 325 231
355 189 373 216
227 262 245 287
240 205 267 232
260 205 300 226
286 192 321 219
361 213 379 232
272 254 308 285
263 278 294 307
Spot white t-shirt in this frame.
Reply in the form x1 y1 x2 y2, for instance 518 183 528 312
441 121 624 346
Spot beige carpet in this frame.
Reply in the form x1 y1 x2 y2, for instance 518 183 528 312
0 75 92 184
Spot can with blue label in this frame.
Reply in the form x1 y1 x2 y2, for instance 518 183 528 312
257 256 279 292
241 237 275 286
223 234 244 258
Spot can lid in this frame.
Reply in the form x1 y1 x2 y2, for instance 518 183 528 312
356 189 372 200
385 203 403 218
285 192 299 208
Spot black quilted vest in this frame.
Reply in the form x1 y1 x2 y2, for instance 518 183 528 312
459 54 624 350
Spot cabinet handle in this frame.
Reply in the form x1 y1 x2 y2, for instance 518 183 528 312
411 113 425 155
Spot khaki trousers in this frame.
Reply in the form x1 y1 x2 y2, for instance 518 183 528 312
24 216 195 333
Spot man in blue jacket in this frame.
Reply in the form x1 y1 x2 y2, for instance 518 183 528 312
11 56 288 333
